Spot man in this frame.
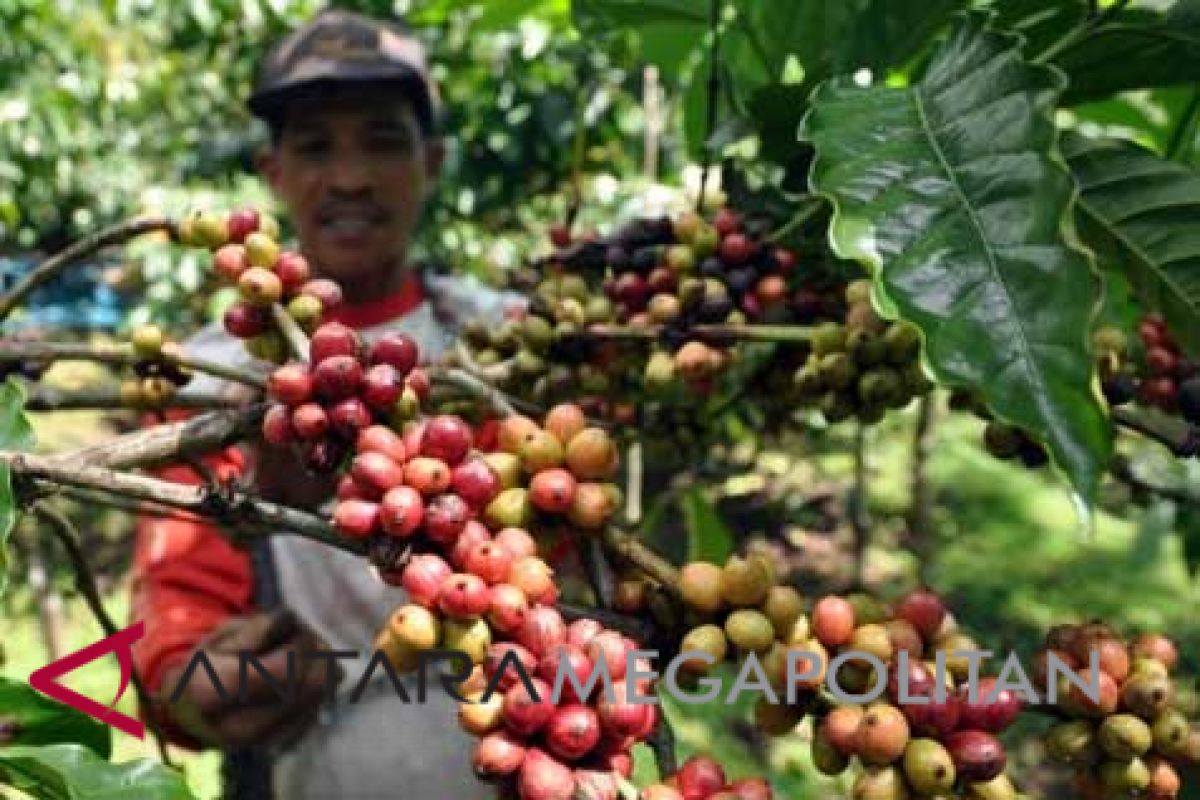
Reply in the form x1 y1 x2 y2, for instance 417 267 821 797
131 10 512 798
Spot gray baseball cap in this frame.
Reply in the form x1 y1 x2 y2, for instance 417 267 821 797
247 10 441 133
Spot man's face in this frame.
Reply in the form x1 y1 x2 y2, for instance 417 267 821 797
260 86 443 287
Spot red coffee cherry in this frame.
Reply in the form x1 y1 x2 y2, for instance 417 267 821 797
379 486 424 538
333 499 380 539
370 333 419 375
400 554 452 609
502 679 556 737
545 704 601 762
439 573 492 619
310 322 362 364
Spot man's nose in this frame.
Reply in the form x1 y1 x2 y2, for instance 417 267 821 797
328 153 375 194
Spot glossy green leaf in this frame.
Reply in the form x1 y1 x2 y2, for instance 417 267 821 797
0 745 195 800
0 377 35 598
739 0 963 81
989 0 1087 58
1064 132 1200 357
802 12 1112 503
0 679 110 759
1056 1 1200 105
682 488 734 565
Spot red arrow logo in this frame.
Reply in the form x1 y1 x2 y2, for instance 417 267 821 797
28 621 146 739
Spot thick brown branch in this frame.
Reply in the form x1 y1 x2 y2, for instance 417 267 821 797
4 451 359 555
53 405 266 469
25 387 241 412
0 217 176 322
0 340 268 391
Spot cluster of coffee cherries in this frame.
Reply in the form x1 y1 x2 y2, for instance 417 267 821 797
262 321 427 475
791 280 931 425
676 553 811 731
374 532 658 800
181 206 342 363
807 590 1023 800
1037 623 1193 799
639 755 774 800
1121 315 1200 424
972 314 1200 469
947 390 1051 470
294 391 670 800
326 402 624 544
115 323 194 409
462 208 805 409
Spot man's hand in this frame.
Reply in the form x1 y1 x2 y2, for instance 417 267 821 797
158 610 340 750
213 381 338 511
248 435 339 512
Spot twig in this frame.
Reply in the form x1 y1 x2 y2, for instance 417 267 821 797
576 324 814 345
1167 85 1200 160
0 217 176 323
27 534 65 660
625 441 644 526
905 396 937 579
643 66 663 179
1109 454 1200 506
51 405 266 470
270 303 310 362
1035 0 1134 64
24 387 242 412
32 503 175 766
451 340 516 386
0 340 269 392
599 527 681 597
557 603 654 643
4 451 361 556
767 197 825 243
648 711 678 780
850 424 870 585
580 537 615 610
33 481 207 522
1113 408 1199 458
566 85 590 228
429 366 517 417
696 0 724 212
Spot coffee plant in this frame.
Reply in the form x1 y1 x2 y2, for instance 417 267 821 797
3 2 1200 799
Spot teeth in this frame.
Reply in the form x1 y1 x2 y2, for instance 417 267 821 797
325 217 372 235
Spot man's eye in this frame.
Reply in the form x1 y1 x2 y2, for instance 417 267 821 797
369 134 413 153
294 139 329 157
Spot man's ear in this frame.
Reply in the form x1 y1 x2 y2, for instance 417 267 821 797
255 145 282 194
423 137 446 199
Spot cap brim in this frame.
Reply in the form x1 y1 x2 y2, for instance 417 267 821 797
248 64 434 130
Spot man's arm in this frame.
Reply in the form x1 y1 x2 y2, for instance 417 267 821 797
130 450 256 748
